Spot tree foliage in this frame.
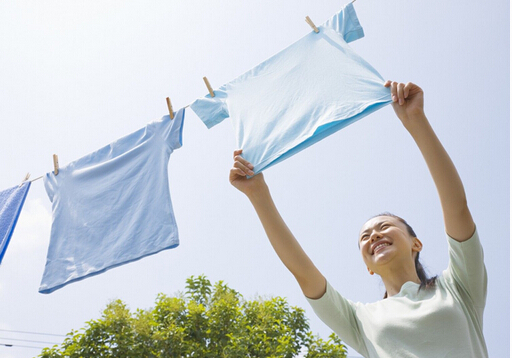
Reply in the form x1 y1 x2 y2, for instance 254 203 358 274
39 275 347 357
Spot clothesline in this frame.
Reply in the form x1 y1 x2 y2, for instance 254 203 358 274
30 176 43 183
4 0 379 294
20 102 191 186
20 0 357 187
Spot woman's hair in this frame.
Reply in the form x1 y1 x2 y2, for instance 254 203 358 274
369 212 437 299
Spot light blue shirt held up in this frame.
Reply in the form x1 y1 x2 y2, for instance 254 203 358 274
40 109 185 294
191 3 391 175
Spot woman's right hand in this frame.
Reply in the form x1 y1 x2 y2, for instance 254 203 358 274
384 80 425 127
229 149 266 197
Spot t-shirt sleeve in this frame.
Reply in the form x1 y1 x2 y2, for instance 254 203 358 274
153 107 186 151
321 2 364 43
306 280 367 355
190 85 229 129
446 227 487 313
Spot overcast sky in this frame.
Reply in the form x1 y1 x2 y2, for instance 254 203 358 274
0 1 509 357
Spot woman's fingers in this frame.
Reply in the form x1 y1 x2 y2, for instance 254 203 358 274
231 150 255 176
230 167 247 178
397 82 405 105
235 156 254 170
233 149 243 158
385 81 410 105
231 149 255 178
233 149 254 169
234 160 254 176
391 81 398 103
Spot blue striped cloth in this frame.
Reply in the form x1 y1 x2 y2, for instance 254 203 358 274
0 182 31 264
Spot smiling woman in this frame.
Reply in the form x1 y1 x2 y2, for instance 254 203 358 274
360 212 437 299
229 81 488 357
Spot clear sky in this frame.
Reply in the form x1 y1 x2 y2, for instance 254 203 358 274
0 1 509 357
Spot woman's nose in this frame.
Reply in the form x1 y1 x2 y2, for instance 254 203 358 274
370 231 382 242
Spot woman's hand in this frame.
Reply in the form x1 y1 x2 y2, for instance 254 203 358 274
384 80 425 126
229 149 267 198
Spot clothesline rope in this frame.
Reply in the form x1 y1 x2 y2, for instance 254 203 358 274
23 0 356 185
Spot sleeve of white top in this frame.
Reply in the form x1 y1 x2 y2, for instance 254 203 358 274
306 280 368 356
446 227 487 316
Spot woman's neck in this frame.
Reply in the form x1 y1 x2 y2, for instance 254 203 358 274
380 265 421 297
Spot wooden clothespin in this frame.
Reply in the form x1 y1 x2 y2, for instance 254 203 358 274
53 154 59 175
166 97 174 119
203 77 215 97
19 173 30 187
305 16 319 33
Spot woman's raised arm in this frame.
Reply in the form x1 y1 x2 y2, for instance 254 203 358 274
385 81 475 241
230 149 326 298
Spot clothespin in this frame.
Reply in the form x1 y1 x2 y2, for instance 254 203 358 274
53 154 59 175
166 97 174 119
19 173 30 187
351 0 357 3
305 16 319 33
203 77 215 97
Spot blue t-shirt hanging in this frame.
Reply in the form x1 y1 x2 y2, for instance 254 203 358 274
190 3 391 174
40 109 185 294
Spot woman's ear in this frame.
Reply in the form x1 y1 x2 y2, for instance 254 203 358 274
412 237 423 253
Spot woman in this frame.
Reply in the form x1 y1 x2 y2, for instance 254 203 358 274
229 81 488 357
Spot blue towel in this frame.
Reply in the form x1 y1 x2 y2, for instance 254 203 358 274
0 182 31 264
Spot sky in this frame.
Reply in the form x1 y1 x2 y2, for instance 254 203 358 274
0 1 509 357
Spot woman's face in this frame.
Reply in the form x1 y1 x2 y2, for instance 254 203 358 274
359 216 422 275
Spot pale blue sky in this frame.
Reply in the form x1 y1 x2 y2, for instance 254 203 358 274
0 1 509 357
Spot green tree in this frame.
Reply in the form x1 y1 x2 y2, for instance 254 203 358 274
39 275 347 357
